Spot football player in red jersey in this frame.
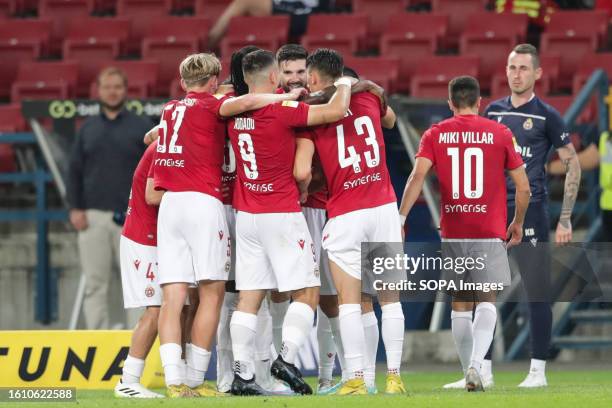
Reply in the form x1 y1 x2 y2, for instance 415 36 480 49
153 53 306 398
115 142 164 398
294 48 404 396
275 43 347 394
223 49 354 396
216 45 294 396
399 76 531 392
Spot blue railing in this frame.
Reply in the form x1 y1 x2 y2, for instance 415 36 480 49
0 132 67 324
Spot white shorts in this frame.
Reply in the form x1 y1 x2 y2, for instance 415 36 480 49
157 192 231 285
119 235 161 308
235 211 320 292
303 206 336 296
225 205 237 281
322 202 402 281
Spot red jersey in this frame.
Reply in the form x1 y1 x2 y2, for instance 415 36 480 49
298 92 396 218
122 142 159 246
226 100 310 213
303 153 328 209
153 91 228 201
222 138 237 205
416 114 524 240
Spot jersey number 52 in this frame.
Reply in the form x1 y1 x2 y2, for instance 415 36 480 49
157 105 186 154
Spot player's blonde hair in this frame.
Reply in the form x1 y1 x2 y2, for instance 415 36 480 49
179 53 221 88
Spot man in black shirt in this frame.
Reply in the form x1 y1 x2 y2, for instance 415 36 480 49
67 67 153 329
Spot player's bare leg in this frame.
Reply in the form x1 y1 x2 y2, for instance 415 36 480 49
231 289 271 395
317 294 346 394
115 306 164 398
185 280 226 396
329 259 367 395
182 288 199 349
269 290 290 354
373 289 406 395
158 282 198 397
271 286 319 395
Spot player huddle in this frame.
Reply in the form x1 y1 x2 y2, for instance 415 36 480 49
115 42 577 398
117 44 405 398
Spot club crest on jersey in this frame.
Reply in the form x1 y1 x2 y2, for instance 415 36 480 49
144 285 155 298
497 116 503 123
523 118 533 130
298 239 305 249
323 234 330 242
134 259 141 270
218 230 224 240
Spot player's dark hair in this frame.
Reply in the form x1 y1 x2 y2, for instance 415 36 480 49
512 43 540 69
343 66 359 79
448 76 480 109
230 45 260 95
306 48 344 81
276 44 308 64
242 49 276 79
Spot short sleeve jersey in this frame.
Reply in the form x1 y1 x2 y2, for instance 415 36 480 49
153 91 228 201
298 92 396 218
226 100 310 213
485 95 570 203
416 114 524 240
122 142 159 246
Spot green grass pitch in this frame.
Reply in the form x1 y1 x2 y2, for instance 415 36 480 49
13 369 612 408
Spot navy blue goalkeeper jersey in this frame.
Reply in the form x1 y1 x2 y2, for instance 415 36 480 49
484 95 570 203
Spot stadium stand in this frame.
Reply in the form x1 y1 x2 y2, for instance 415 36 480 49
39 0 95 55
145 15 211 51
301 13 368 56
540 10 609 90
380 12 448 92
0 104 23 173
11 61 79 102
194 0 232 21
459 12 528 90
410 55 480 98
219 15 289 58
572 52 612 94
0 19 53 100
62 18 132 96
116 0 173 54
352 0 408 49
431 0 488 49
344 56 400 94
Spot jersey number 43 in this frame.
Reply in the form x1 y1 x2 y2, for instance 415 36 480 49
337 116 380 173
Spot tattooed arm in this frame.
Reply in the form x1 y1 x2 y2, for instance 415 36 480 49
555 143 581 244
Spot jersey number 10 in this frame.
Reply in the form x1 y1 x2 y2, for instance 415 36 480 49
447 147 484 200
